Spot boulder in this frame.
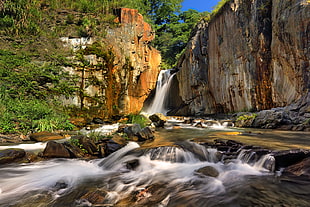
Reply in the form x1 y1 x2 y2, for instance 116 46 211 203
0 148 26 164
124 124 142 139
138 127 154 141
149 113 166 127
283 157 310 178
70 135 98 155
29 131 64 142
272 149 310 170
42 141 71 158
104 140 123 156
63 142 86 158
195 166 219 178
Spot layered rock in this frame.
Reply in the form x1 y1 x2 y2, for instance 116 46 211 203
62 8 161 118
170 0 309 115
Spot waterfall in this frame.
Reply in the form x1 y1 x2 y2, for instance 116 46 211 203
145 69 175 115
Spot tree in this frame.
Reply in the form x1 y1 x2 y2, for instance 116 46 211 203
154 9 207 68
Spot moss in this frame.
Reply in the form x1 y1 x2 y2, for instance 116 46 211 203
236 113 257 122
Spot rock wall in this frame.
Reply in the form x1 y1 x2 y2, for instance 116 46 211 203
62 8 161 119
171 0 309 115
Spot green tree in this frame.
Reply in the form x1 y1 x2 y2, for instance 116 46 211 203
154 9 207 68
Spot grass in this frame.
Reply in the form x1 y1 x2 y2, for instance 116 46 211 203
125 114 150 128
0 49 77 134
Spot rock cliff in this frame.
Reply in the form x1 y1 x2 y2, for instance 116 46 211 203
170 0 309 115
62 8 161 119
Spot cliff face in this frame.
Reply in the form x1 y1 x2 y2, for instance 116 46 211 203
62 8 161 118
171 0 309 115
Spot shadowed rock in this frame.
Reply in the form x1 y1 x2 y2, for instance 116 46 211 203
42 141 71 158
0 148 26 164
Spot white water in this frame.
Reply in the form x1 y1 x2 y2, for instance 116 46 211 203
145 69 175 115
0 141 271 206
80 123 120 136
0 142 46 151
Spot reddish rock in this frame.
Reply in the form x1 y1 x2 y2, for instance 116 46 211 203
42 141 71 158
29 131 64 142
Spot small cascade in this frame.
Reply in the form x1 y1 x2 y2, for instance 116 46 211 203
237 149 275 172
0 142 287 207
145 69 175 115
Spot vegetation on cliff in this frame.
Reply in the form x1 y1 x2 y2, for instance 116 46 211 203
0 0 230 134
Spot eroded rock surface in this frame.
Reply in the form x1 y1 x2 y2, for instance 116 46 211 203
169 0 309 116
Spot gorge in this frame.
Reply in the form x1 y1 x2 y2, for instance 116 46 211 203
0 0 310 206
164 0 309 116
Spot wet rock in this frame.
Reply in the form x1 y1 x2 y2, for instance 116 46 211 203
42 141 71 158
195 166 219 178
63 142 86 158
272 149 310 170
133 183 171 206
126 159 140 170
149 113 166 127
138 127 155 141
0 148 26 164
80 189 108 205
283 157 310 178
104 140 123 156
123 124 154 142
70 135 98 155
193 122 204 128
124 124 142 139
92 117 104 124
0 134 29 143
183 118 194 124
29 131 64 142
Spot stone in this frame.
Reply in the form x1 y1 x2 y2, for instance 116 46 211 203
195 166 219 178
126 159 140 170
104 140 123 156
283 157 310 178
272 149 310 170
149 113 166 127
124 124 142 139
62 142 86 158
42 141 71 158
29 131 64 142
70 135 98 155
80 189 108 204
0 148 26 164
138 127 154 141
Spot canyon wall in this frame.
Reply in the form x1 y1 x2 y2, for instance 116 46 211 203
62 8 161 118
171 0 309 115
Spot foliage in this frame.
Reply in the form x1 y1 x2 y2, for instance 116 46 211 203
69 138 88 153
154 9 207 68
0 49 77 134
126 114 150 128
236 113 258 122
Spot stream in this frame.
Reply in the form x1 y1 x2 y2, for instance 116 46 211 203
0 120 310 207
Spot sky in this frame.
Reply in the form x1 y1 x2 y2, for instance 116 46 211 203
181 0 221 12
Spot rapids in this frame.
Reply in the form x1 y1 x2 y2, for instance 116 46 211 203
0 125 310 207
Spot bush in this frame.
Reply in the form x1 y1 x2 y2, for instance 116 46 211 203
126 114 150 128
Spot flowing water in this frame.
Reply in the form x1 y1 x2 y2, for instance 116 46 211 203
0 122 310 207
145 69 175 115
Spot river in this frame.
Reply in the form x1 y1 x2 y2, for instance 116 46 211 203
0 120 309 206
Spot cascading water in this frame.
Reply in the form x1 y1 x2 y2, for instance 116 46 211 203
145 69 175 115
2 141 307 207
